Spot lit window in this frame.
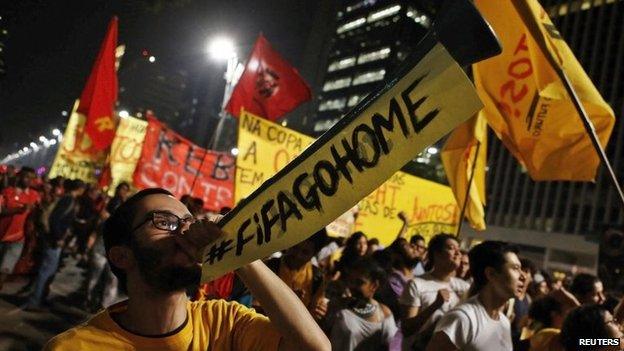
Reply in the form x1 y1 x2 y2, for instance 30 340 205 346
357 47 391 64
328 57 356 72
318 98 347 111
336 17 366 34
314 118 340 132
347 95 360 107
322 77 352 91
346 0 378 13
367 5 401 23
406 7 431 28
353 69 386 85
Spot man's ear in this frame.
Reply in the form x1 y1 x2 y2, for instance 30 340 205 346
108 246 134 271
484 266 497 283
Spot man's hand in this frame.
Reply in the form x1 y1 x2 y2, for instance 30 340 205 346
176 216 225 263
311 297 329 320
434 289 451 307
398 211 408 222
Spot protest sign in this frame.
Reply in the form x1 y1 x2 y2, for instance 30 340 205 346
202 45 483 281
105 116 147 195
133 116 235 211
236 111 359 238
200 0 501 281
49 100 107 183
355 172 459 245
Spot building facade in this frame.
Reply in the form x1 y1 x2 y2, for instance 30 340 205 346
0 14 7 78
310 0 434 135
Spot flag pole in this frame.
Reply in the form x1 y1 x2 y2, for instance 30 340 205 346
456 141 481 237
510 0 624 209
556 68 624 208
190 55 239 194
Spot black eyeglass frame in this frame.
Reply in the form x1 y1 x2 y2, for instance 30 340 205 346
131 211 195 233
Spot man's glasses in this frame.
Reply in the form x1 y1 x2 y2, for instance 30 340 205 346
132 211 195 233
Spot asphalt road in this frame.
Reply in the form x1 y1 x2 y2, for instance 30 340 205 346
0 256 93 351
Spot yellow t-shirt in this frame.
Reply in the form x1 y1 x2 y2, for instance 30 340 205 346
278 261 315 308
529 328 563 351
44 299 282 351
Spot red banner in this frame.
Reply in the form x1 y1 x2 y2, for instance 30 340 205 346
133 116 235 211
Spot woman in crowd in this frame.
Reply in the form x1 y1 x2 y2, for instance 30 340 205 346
333 231 368 280
327 257 397 350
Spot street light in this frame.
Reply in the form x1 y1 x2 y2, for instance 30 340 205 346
119 110 130 118
52 128 61 136
207 36 240 151
208 37 236 61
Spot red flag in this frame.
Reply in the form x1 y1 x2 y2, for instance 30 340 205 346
225 34 311 120
78 17 118 151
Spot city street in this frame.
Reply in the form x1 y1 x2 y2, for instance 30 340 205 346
0 257 92 351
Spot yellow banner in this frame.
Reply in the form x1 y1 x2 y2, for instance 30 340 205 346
49 100 107 183
236 112 459 244
201 43 482 282
235 113 313 202
355 172 459 245
236 112 355 238
106 116 148 195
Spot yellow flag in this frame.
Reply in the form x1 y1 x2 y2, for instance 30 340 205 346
474 0 615 181
442 113 487 231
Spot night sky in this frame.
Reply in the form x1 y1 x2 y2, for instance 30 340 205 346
0 0 322 157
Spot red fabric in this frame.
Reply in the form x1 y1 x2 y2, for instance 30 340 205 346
197 272 235 300
0 188 41 242
98 165 112 189
78 17 118 151
225 34 311 121
132 116 235 211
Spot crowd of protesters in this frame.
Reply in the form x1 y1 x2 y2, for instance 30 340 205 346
0 165 623 350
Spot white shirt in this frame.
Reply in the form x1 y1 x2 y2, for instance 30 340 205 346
434 295 512 351
399 273 470 333
330 308 398 351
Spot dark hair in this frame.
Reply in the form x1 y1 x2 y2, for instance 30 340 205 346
368 238 380 246
347 257 387 285
115 182 130 194
336 231 368 274
387 237 412 270
18 166 36 175
570 273 600 300
49 177 64 188
468 241 519 293
529 296 563 328
306 227 329 253
520 258 537 276
103 188 174 291
410 234 425 245
426 233 457 268
64 179 85 192
372 247 393 273
560 305 613 351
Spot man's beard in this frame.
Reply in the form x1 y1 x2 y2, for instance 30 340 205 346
131 239 201 293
